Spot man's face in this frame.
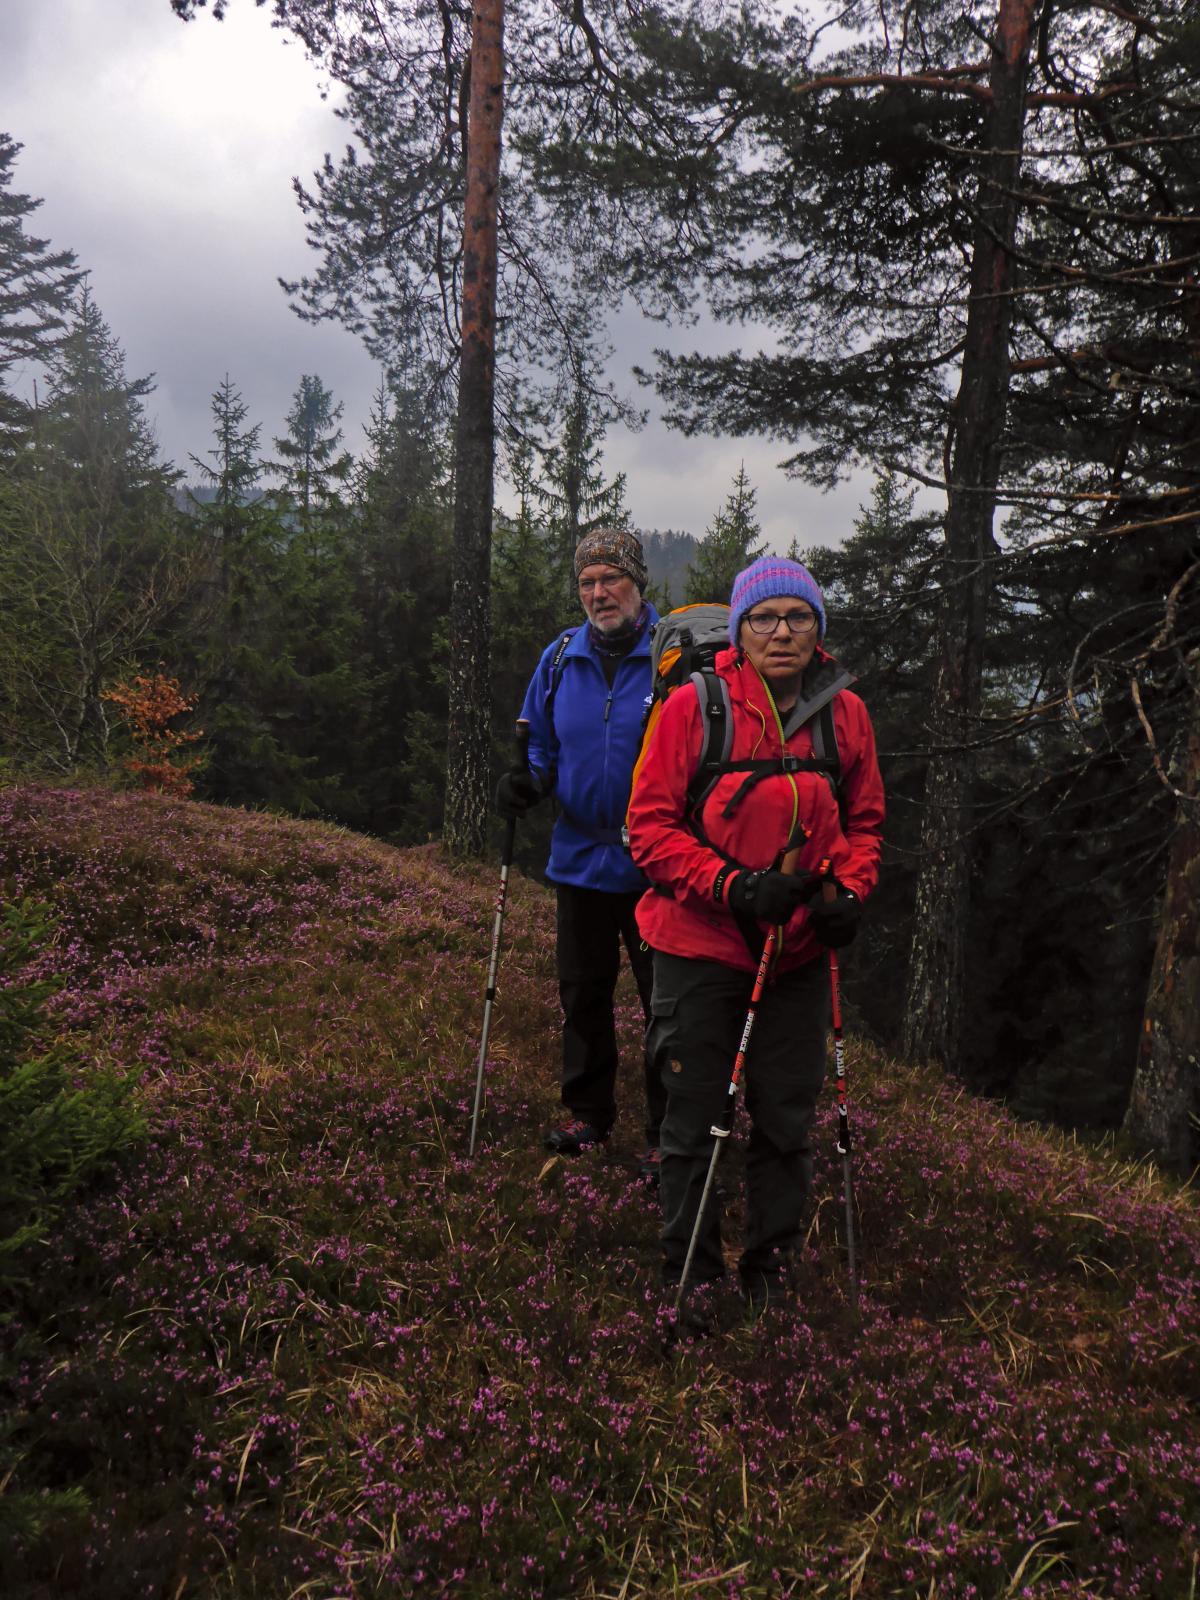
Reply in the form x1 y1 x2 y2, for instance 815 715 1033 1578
578 563 642 633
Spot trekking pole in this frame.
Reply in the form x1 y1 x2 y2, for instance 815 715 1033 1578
469 718 531 1157
671 846 802 1333
822 876 859 1315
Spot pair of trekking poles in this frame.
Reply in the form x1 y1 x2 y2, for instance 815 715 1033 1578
670 856 858 1334
469 724 859 1322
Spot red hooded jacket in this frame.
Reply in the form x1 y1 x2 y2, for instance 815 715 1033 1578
627 645 884 974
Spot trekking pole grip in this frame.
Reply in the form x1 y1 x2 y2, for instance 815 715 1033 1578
502 719 532 857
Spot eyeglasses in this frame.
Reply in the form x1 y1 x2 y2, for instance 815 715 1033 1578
744 608 818 636
578 571 631 595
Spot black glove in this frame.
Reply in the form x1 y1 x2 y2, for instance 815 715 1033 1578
728 869 814 924
495 768 543 819
808 885 862 948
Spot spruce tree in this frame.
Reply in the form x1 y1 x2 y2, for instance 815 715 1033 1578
189 374 262 518
0 286 196 772
534 375 631 614
270 374 353 528
178 378 318 811
684 462 765 604
347 379 454 838
0 133 81 392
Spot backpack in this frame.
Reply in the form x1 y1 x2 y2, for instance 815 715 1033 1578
627 603 734 808
623 601 849 851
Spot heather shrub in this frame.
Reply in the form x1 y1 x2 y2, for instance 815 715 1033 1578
1 897 145 1550
0 899 145 1281
0 785 1196 1600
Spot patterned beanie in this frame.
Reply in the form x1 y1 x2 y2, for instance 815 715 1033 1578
728 556 826 643
574 526 648 593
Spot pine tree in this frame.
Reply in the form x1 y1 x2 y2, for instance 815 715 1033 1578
169 0 639 857
684 463 766 604
528 0 1198 1111
799 472 941 1051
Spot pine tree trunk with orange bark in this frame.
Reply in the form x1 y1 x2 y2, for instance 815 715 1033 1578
444 0 505 858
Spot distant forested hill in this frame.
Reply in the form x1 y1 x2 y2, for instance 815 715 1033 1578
641 527 699 606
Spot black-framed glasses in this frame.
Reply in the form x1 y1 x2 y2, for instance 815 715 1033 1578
744 608 818 636
578 570 631 594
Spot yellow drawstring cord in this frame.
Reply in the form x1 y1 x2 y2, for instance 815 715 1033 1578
741 656 804 953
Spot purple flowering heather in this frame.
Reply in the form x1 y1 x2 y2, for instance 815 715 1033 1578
1 784 1197 1599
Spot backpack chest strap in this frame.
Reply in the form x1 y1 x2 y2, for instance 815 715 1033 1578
717 754 841 818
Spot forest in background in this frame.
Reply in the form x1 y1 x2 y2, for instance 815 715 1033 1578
1 0 1198 1170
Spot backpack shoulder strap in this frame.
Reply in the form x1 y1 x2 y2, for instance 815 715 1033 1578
809 698 844 820
778 664 855 742
685 670 733 808
779 662 850 818
543 629 577 729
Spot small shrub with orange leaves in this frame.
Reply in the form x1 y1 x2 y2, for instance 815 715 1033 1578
102 673 204 798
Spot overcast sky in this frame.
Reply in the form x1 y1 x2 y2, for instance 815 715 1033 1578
3 0 874 551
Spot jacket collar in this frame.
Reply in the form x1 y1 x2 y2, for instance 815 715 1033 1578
566 601 659 661
717 643 854 732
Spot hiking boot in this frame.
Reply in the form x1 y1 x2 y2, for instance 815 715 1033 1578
740 1270 790 1318
637 1146 662 1183
544 1119 609 1155
662 1280 721 1339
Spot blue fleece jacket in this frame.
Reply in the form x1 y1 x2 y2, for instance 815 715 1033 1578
519 606 659 893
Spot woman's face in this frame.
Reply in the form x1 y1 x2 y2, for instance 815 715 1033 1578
738 594 820 695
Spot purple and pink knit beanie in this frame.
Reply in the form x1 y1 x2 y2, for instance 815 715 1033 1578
728 557 826 643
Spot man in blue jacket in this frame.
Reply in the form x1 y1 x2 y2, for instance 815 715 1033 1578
497 527 665 1174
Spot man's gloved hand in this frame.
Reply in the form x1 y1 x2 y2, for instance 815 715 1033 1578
728 869 815 924
808 884 862 948
495 768 543 819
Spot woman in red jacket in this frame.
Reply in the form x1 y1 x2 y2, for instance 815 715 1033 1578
626 556 884 1315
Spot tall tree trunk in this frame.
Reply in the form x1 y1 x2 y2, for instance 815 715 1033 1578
902 0 1037 1068
1124 664 1200 1174
444 0 505 858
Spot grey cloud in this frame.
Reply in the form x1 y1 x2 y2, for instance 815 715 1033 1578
3 0 872 548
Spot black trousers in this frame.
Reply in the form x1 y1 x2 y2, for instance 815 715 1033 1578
648 949 829 1286
555 883 665 1143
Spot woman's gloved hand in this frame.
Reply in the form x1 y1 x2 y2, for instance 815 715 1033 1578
728 869 816 924
808 884 862 948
